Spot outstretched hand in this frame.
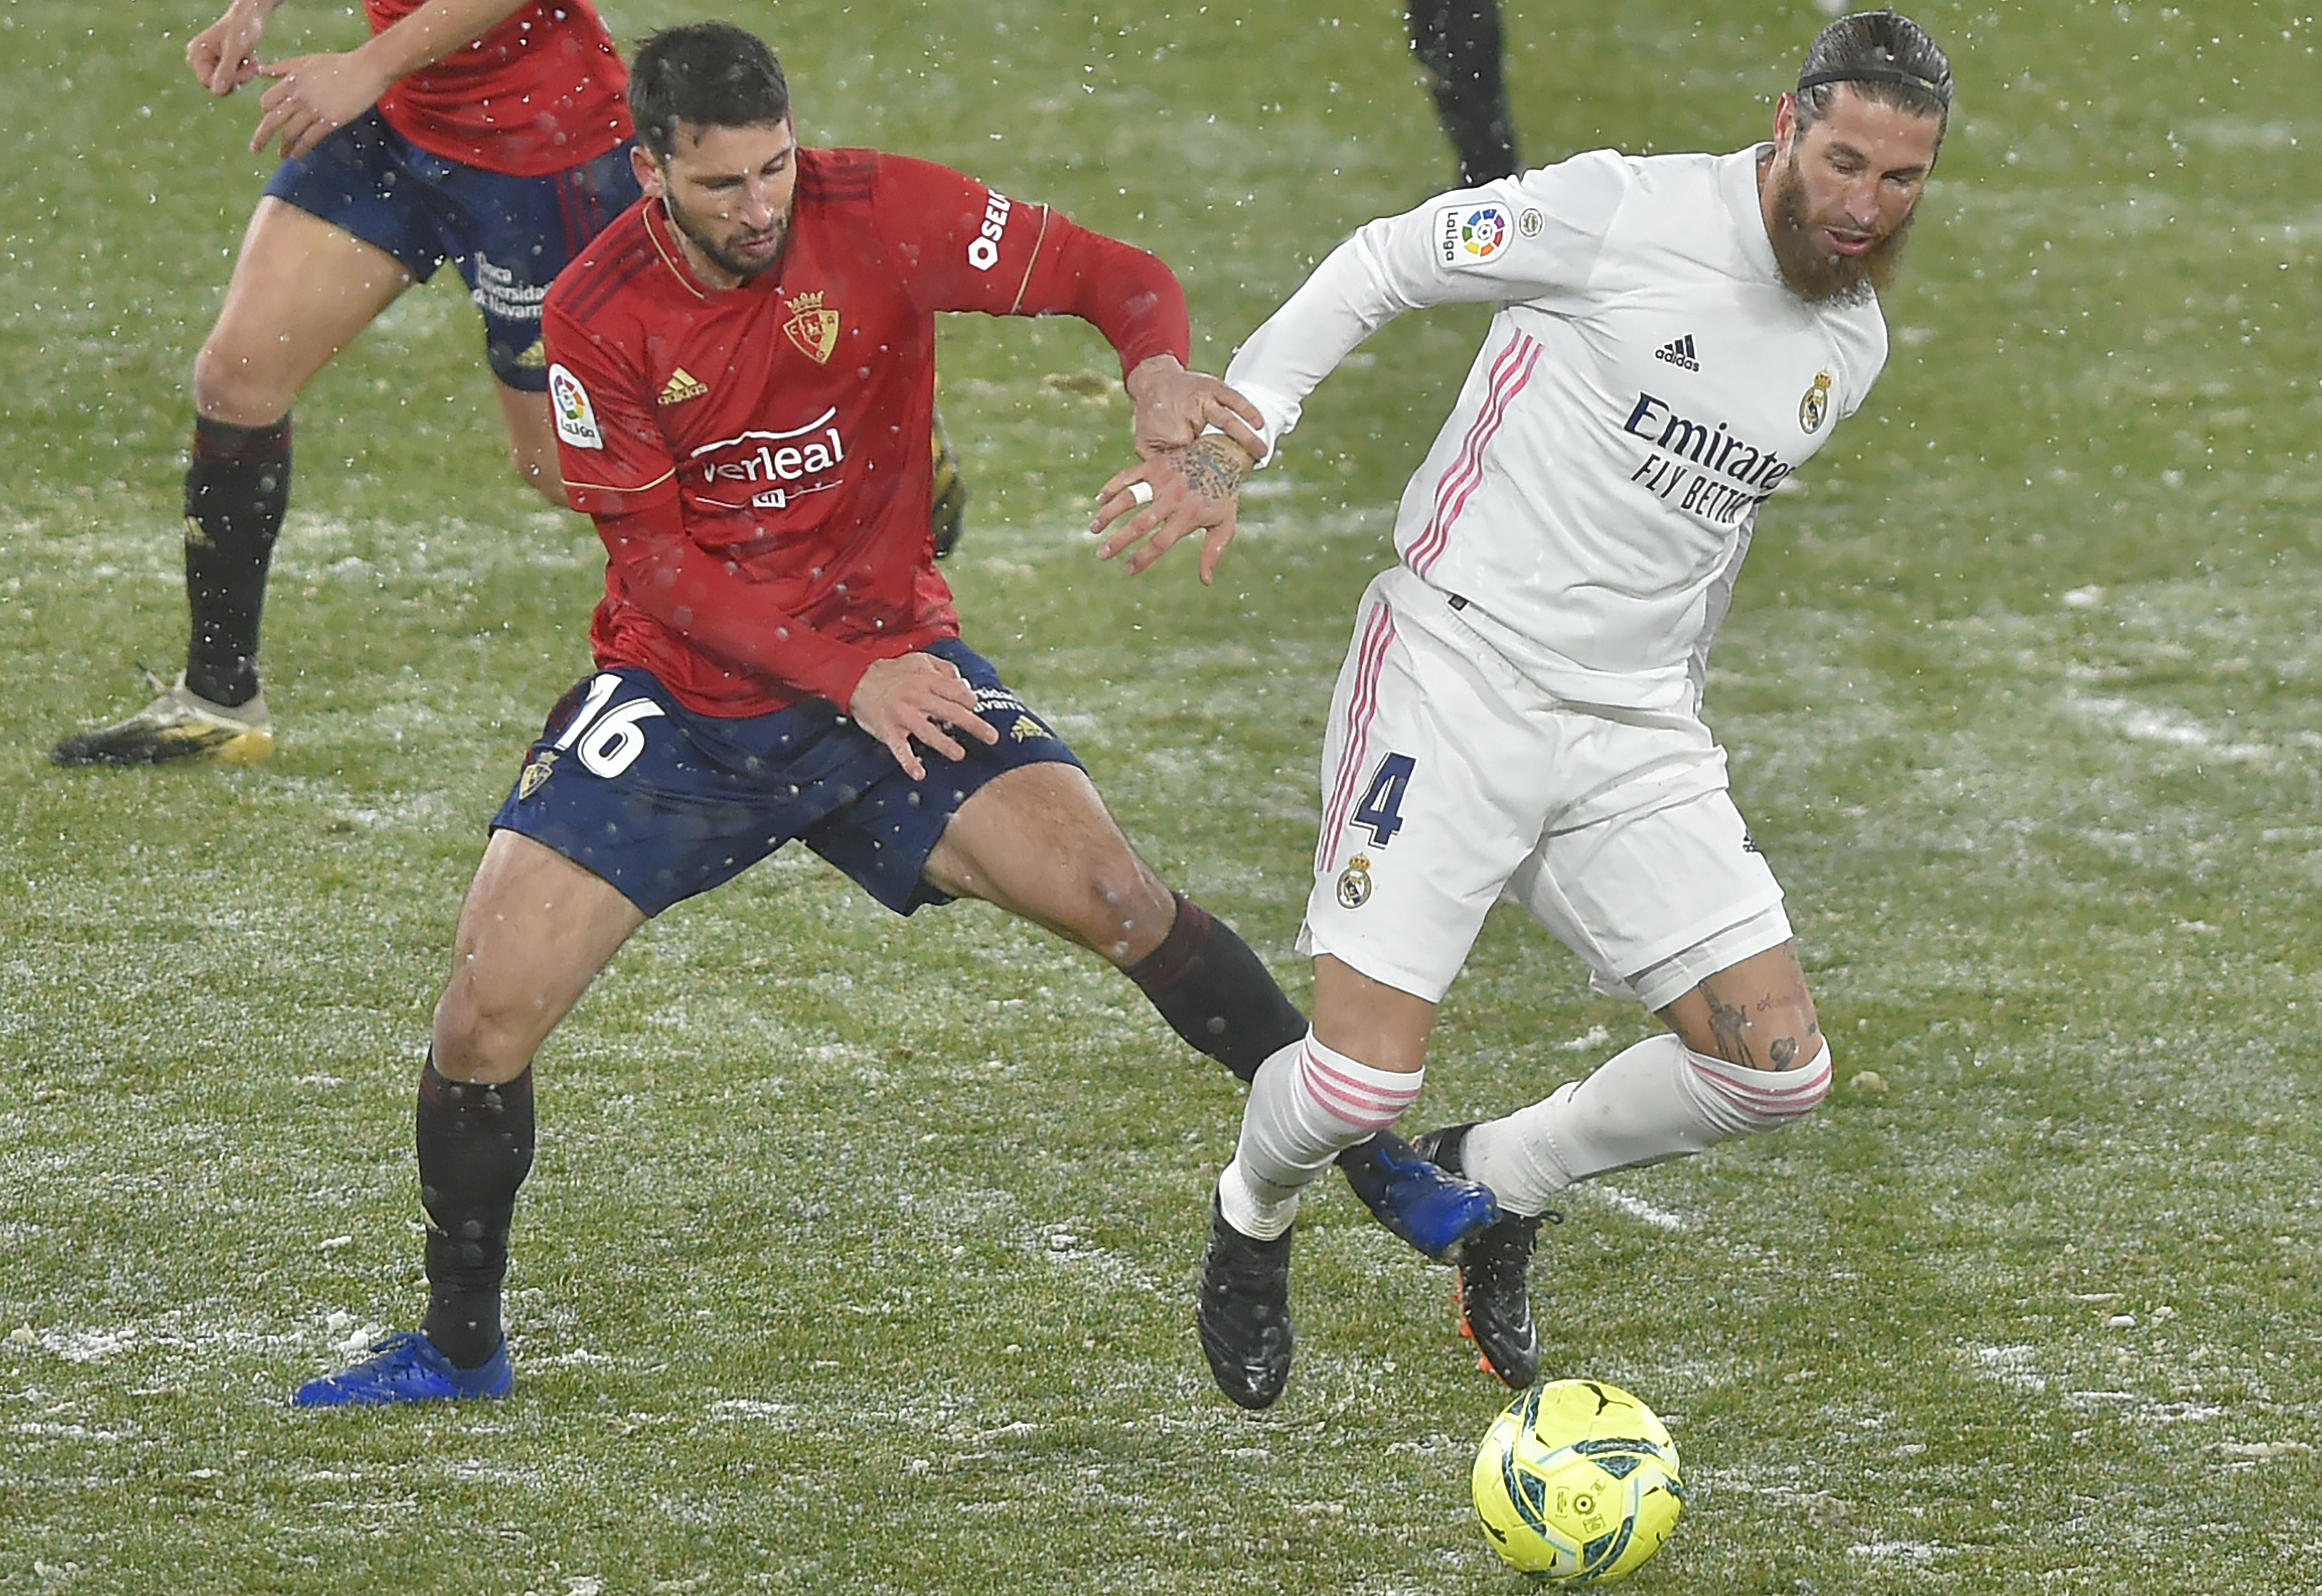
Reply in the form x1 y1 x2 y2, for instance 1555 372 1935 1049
1092 433 1257 585
848 652 1001 781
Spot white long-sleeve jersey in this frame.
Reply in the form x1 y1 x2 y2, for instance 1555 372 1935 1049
1226 144 1888 714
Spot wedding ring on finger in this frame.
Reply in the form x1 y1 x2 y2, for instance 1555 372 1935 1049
1126 480 1154 507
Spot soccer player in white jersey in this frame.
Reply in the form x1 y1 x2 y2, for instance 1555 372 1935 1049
1092 8 1952 1409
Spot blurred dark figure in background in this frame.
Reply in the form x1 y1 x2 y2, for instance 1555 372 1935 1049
1410 0 1519 185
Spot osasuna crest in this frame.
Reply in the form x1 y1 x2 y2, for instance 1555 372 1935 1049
782 291 840 364
547 363 602 448
517 749 558 799
1798 368 1834 434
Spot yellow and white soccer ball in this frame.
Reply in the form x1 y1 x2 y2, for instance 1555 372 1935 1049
1471 1379 1684 1583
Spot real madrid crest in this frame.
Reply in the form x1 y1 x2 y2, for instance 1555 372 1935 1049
1335 853 1374 910
782 291 840 364
1798 368 1834 434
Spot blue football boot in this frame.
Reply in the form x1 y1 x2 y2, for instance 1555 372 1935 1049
1337 1129 1500 1260
293 1332 512 1407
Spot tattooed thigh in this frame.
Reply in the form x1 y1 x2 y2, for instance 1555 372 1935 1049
1658 940 1822 1072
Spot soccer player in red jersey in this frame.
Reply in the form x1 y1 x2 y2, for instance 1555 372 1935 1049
290 20 1498 1407
49 0 968 768
52 0 637 767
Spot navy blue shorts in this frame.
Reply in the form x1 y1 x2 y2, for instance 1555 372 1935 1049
491 640 1088 918
264 111 640 391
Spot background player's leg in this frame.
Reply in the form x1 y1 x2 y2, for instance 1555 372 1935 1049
493 381 575 509
196 198 414 428
1408 0 1521 185
930 407 969 558
53 200 411 766
189 201 410 702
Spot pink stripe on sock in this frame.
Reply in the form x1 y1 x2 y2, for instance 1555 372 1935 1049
1298 1041 1422 1131
1688 1050 1832 1120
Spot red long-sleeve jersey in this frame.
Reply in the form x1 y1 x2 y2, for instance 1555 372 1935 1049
540 148 1191 716
363 0 630 175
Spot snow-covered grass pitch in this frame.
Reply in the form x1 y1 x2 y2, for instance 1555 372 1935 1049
4 2 2318 1591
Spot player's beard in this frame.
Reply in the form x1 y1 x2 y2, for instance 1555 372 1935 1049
1765 152 1914 305
661 193 788 286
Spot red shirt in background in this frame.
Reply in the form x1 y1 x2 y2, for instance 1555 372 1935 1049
364 0 630 174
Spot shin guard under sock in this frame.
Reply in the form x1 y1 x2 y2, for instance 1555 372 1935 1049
417 1058 535 1369
1465 1034 1834 1217
1220 1034 1426 1239
1124 894 1308 1082
184 414 292 707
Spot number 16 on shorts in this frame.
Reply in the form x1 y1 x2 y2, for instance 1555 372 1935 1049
554 672 667 778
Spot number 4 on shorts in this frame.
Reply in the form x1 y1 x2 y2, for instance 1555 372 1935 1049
1351 752 1416 847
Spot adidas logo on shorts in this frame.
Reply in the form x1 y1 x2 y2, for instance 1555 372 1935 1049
1653 334 1701 372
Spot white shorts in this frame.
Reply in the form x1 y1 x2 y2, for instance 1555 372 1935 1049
1297 567 1791 1011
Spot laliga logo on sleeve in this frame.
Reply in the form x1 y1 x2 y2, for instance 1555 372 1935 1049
1798 368 1834 434
549 364 602 449
1435 203 1514 269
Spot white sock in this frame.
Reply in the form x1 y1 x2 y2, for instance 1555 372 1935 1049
1219 1032 1426 1239
1464 1034 1832 1217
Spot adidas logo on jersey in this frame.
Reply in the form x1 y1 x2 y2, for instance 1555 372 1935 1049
658 367 709 406
1653 334 1701 372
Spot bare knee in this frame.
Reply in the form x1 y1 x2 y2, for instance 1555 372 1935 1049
1660 940 1822 1073
1062 856 1176 966
191 338 298 428
431 980 550 1084
1673 993 1821 1073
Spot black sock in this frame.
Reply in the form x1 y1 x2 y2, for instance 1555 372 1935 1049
1124 894 1309 1082
184 414 292 708
1409 0 1520 185
1123 896 1394 1172
416 1057 535 1369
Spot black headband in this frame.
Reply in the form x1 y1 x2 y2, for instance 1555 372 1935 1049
1796 65 1946 101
